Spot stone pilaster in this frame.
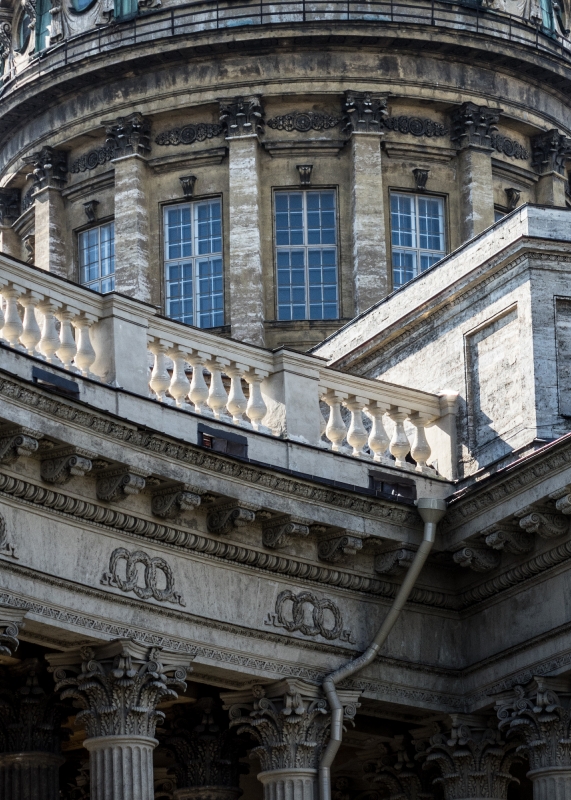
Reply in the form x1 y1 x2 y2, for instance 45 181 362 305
450 103 501 240
220 96 265 346
221 679 359 800
164 696 245 800
0 659 68 800
531 130 571 207
23 147 68 275
420 715 520 799
47 639 191 800
496 678 571 799
343 91 388 313
104 112 152 301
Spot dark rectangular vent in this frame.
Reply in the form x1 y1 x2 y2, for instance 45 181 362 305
198 423 248 458
32 367 80 398
369 470 417 501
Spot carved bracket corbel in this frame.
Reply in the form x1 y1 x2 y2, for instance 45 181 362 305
262 514 310 549
207 501 257 535
40 447 93 485
374 546 416 575
453 546 501 572
549 485 571 515
483 524 534 554
151 484 202 518
96 468 147 502
514 505 570 539
317 531 364 563
0 426 41 464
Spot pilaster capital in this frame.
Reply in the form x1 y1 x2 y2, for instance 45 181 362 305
0 605 27 658
449 102 502 150
23 146 68 190
531 129 571 175
47 639 192 739
219 96 265 138
419 714 520 799
342 90 388 135
495 677 571 771
164 696 246 795
103 111 152 157
361 733 433 800
221 679 359 772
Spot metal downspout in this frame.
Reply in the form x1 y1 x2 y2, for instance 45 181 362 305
318 497 447 800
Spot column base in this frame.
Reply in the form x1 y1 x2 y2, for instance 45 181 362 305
173 787 242 800
257 768 317 800
528 766 571 800
84 735 157 800
0 750 64 800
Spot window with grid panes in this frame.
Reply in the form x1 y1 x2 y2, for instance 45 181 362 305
274 190 338 321
164 199 223 329
390 193 446 289
78 222 115 293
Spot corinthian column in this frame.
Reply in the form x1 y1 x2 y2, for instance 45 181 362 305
221 679 359 800
419 714 520 800
496 678 571 799
47 639 192 800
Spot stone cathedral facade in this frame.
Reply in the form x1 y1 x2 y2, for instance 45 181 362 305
2 0 571 795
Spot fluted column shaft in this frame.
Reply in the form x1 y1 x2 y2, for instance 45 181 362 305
0 751 64 800
528 768 571 800
258 769 317 800
84 735 156 800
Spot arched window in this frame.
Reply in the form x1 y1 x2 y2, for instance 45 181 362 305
70 0 97 12
16 11 31 52
540 0 556 32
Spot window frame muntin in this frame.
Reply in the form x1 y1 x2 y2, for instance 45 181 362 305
162 195 225 330
272 185 341 322
388 188 448 291
76 218 116 294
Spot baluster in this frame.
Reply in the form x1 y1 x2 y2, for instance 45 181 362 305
365 401 391 463
2 285 23 348
148 340 171 402
388 407 411 468
344 396 368 457
226 362 248 425
244 369 269 432
37 301 62 363
167 348 191 408
321 390 347 451
19 293 41 355
188 353 210 414
410 412 433 472
56 309 77 370
73 316 96 377
206 358 230 419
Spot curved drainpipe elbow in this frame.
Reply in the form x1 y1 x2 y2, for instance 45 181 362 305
318 497 447 800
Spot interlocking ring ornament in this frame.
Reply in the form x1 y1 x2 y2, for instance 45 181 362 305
101 547 185 606
275 589 343 641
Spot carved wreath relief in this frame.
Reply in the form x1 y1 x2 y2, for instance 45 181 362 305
101 547 185 606
265 589 355 643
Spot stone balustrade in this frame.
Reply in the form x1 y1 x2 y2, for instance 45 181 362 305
0 256 457 477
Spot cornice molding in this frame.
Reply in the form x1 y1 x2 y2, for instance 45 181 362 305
0 375 420 529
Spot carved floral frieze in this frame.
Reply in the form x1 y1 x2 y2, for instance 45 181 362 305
100 547 185 606
383 115 448 137
490 132 529 160
71 147 115 173
265 589 355 643
155 122 224 146
267 111 341 131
